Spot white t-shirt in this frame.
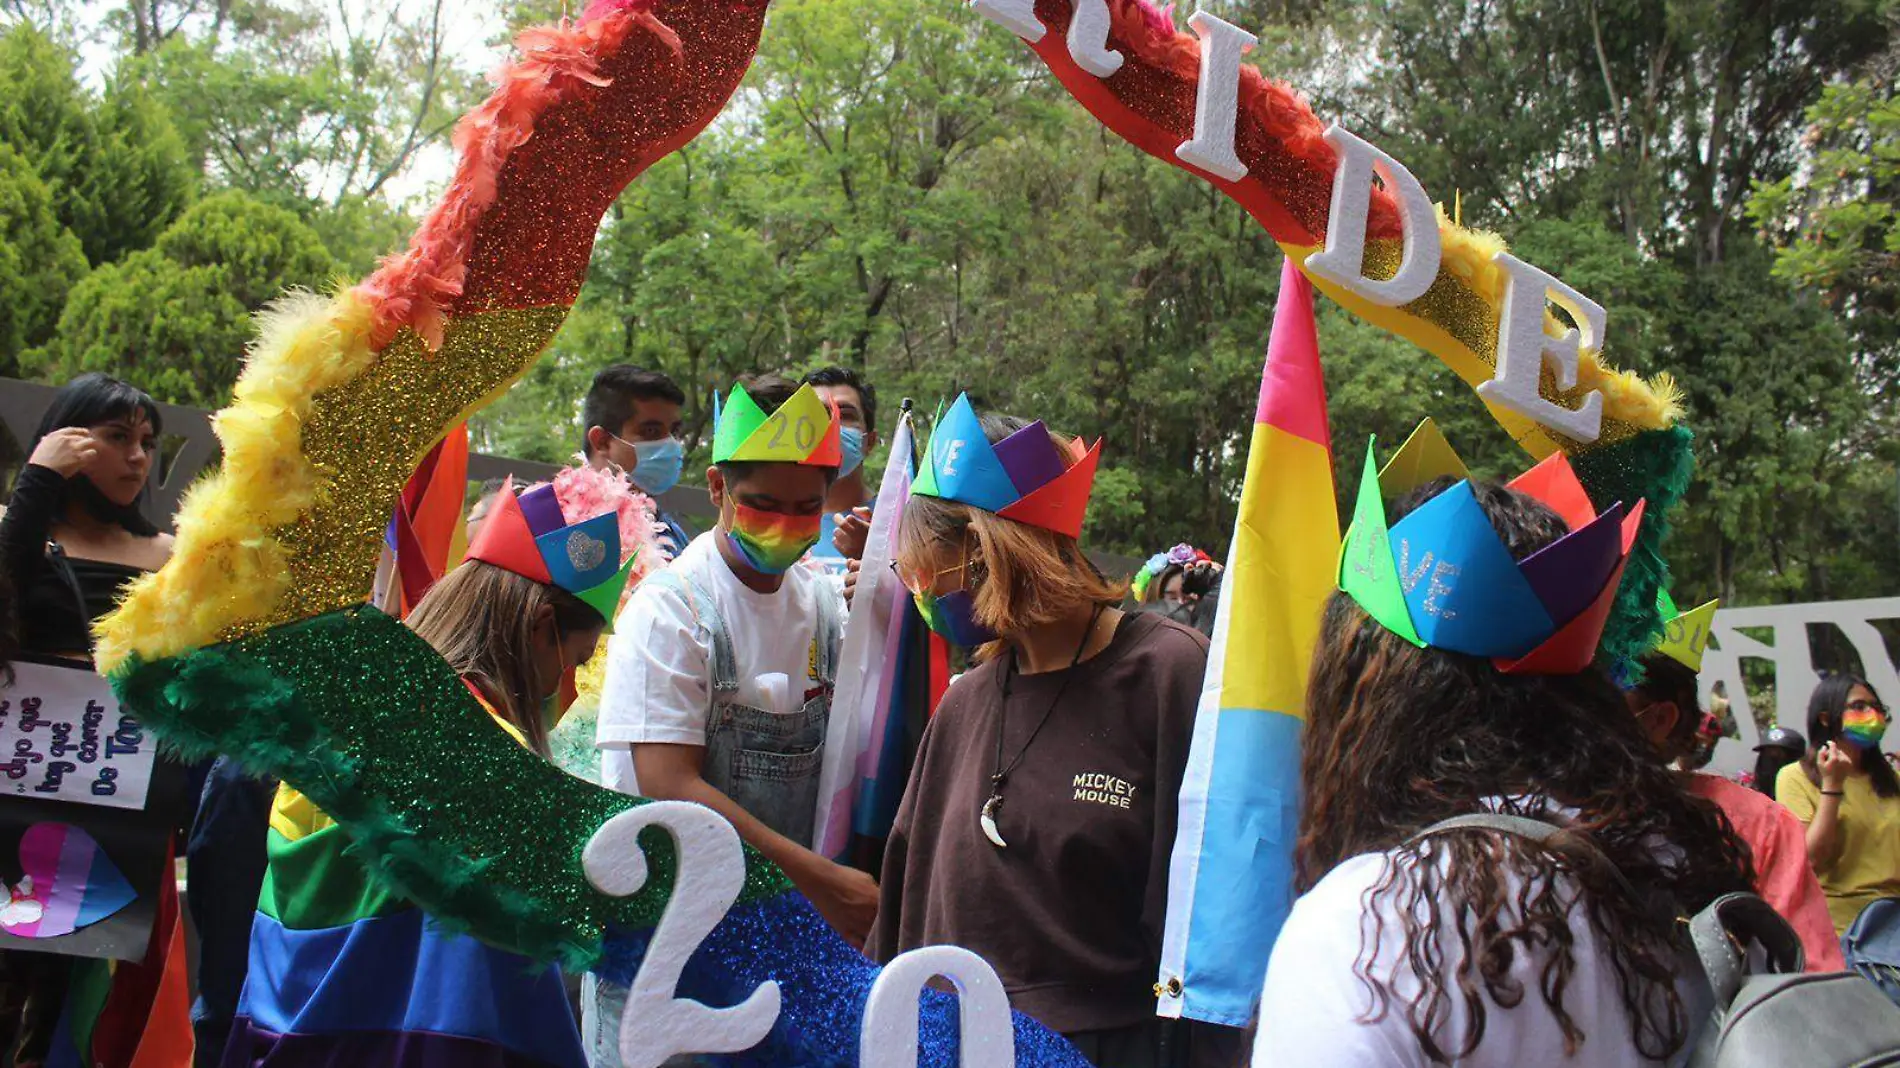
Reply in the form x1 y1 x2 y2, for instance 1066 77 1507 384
1255 851 1708 1068
596 531 837 796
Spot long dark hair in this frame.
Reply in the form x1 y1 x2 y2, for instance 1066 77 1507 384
1804 674 1898 798
30 374 163 538
1754 749 1798 799
1298 478 1753 1064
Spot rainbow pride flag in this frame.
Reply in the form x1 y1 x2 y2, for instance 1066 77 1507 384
1157 256 1340 1027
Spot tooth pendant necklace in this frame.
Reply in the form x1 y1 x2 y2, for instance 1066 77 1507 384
979 604 1105 850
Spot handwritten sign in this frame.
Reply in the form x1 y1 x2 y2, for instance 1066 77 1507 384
0 660 154 811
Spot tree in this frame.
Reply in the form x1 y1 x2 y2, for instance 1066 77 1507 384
0 141 88 375
22 190 335 405
0 23 196 265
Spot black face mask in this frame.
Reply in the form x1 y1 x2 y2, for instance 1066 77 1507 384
69 474 158 537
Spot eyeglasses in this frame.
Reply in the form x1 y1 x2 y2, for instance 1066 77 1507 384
1846 699 1887 716
890 559 964 596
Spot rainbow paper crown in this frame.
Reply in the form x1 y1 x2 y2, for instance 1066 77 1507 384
1338 419 1645 675
911 393 1102 538
1652 589 1719 673
466 480 638 629
711 381 843 467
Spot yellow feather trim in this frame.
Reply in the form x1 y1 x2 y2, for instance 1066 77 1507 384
94 291 378 673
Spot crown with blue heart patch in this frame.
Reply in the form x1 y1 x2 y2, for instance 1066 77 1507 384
465 480 637 629
911 393 1102 538
1337 419 1644 674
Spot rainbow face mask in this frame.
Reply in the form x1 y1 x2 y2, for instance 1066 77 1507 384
725 502 821 575
1842 705 1888 750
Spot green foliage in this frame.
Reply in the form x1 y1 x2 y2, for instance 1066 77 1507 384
22 191 335 405
0 23 195 265
0 141 88 374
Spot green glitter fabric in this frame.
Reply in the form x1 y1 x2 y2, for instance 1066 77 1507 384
110 605 792 971
1571 423 1697 678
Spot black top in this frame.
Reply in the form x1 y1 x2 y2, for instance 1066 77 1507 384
1 464 150 656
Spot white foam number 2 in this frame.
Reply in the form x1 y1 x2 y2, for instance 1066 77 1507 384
581 801 782 1068
861 945 1016 1068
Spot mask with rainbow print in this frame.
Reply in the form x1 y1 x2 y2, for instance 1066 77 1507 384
725 502 821 575
1842 702 1889 750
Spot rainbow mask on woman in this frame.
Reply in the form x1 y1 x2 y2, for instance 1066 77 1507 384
914 589 997 648
1842 704 1888 750
726 503 821 574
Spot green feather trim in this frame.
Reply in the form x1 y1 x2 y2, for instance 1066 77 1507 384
1570 425 1697 679
110 606 792 970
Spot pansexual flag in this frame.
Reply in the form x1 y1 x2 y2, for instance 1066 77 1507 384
1157 256 1340 1026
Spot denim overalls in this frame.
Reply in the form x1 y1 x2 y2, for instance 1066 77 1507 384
582 567 842 1066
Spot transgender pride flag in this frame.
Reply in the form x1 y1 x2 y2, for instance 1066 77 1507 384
814 409 920 862
1157 257 1340 1026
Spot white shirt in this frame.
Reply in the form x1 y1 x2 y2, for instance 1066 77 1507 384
596 531 836 796
1255 851 1708 1068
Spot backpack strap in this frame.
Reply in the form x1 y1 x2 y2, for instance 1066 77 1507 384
1690 892 1806 1003
1407 812 1662 925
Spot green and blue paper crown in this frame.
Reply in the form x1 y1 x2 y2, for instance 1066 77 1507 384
911 394 1102 538
465 480 637 629
711 381 843 467
1338 420 1644 675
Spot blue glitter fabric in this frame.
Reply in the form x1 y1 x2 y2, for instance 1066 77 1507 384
597 893 1095 1067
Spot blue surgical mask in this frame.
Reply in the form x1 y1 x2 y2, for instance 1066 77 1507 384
838 426 866 479
627 437 684 496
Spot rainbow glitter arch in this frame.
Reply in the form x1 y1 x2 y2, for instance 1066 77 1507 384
90 1 1093 1063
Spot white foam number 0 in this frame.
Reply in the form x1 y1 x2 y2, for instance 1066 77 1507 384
860 945 1016 1068
582 801 782 1068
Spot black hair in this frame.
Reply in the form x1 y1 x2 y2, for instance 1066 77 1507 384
30 373 163 537
581 365 686 458
1301 476 1752 1064
716 373 839 486
1805 673 1899 798
1631 654 1705 758
804 365 877 435
1754 748 1798 800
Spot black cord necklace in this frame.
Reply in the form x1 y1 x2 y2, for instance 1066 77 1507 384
978 603 1106 850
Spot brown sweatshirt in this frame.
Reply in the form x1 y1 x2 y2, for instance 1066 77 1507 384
869 611 1209 1035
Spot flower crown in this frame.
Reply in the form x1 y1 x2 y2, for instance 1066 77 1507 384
465 478 640 630
910 393 1102 538
1337 419 1644 675
711 381 842 467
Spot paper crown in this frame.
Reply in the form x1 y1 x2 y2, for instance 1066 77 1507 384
465 480 638 629
1652 589 1720 673
711 381 843 467
911 394 1102 538
1337 420 1644 675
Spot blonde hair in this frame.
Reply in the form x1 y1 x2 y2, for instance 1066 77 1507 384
405 561 603 756
898 417 1124 661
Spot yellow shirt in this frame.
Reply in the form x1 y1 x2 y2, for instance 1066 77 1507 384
1778 761 1900 933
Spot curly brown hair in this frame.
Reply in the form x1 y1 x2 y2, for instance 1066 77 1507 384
1297 478 1753 1063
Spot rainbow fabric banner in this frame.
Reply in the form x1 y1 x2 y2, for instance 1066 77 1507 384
1157 257 1340 1026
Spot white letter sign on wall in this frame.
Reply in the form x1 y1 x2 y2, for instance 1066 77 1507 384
1699 598 1900 776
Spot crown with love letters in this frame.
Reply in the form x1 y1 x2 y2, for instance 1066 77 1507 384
465 480 637 629
711 381 843 467
911 393 1102 538
1338 419 1644 674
